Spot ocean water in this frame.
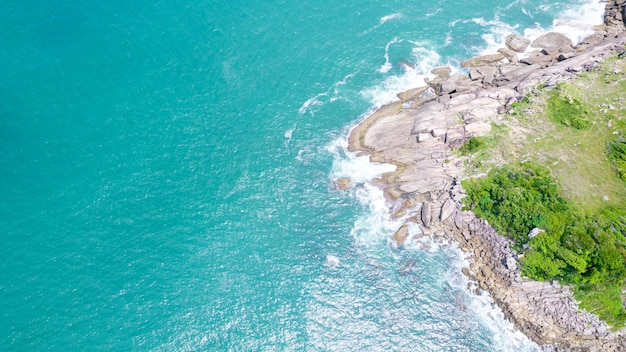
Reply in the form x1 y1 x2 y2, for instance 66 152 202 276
0 0 604 350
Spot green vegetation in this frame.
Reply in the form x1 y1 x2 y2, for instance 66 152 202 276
459 137 486 155
546 83 591 129
463 163 626 328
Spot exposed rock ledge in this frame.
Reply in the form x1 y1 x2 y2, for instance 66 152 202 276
347 7 626 351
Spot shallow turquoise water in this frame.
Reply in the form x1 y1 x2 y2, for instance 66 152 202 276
0 0 604 350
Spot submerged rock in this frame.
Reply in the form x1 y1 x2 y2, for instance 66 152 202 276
335 177 351 190
391 224 410 247
325 254 340 266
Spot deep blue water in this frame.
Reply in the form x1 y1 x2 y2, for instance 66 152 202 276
0 0 604 350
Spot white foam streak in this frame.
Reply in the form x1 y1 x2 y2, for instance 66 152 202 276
378 37 401 73
298 72 357 116
298 93 327 115
379 13 401 25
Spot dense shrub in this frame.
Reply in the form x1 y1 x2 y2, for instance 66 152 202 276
459 137 485 155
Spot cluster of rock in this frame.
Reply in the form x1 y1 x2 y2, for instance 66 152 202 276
345 10 626 351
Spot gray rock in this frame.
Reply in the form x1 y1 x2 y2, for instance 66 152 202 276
477 66 498 78
505 34 531 53
493 64 540 86
498 47 519 63
528 227 545 240
505 256 517 271
416 133 431 143
469 68 483 81
440 199 456 222
531 32 573 52
461 54 506 68
520 54 553 67
465 121 492 136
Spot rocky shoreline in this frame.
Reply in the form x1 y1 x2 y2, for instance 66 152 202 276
345 1 626 350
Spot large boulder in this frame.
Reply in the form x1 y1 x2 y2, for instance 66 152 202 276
440 199 456 222
461 54 506 68
530 32 573 52
505 34 531 53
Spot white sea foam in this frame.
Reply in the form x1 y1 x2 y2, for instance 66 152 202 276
547 0 605 45
298 72 357 116
379 13 402 25
327 136 399 246
298 93 327 116
283 124 296 147
425 8 441 18
362 43 448 107
378 37 401 73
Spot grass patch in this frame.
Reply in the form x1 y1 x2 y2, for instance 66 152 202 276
546 83 591 129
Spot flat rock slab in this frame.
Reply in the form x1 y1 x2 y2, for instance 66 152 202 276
461 54 506 68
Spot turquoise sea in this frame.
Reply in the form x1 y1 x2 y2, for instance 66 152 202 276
0 1 605 350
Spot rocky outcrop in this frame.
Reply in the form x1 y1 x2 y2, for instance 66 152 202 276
347 22 626 351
